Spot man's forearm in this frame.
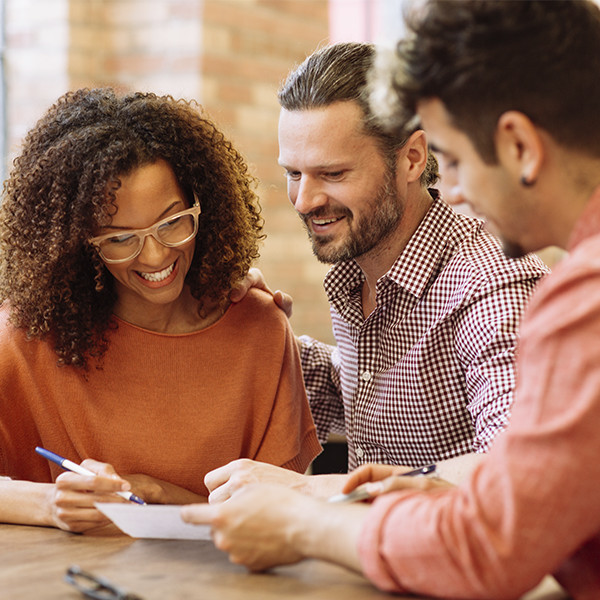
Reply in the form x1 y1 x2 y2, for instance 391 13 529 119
293 499 369 572
301 472 351 498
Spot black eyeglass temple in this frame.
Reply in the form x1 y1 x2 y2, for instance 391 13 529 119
65 565 144 600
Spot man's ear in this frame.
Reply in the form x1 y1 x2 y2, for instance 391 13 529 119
398 129 429 183
496 111 544 185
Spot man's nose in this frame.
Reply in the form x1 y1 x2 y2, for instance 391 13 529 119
290 176 327 215
444 184 467 206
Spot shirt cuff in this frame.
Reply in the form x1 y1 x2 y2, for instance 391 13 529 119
358 491 418 593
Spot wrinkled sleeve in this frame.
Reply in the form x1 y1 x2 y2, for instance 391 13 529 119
299 335 344 444
358 267 600 599
454 271 541 452
254 323 322 474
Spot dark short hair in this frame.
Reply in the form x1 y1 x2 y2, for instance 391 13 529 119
279 41 439 186
0 88 263 368
387 0 600 163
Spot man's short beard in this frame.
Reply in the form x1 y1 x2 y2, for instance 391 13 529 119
306 172 403 265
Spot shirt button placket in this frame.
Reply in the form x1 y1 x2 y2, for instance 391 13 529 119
355 315 376 467
355 369 373 464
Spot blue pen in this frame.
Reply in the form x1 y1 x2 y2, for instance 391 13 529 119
328 464 437 503
35 446 146 505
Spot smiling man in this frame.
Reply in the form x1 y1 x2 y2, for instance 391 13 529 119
203 42 548 502
279 43 548 473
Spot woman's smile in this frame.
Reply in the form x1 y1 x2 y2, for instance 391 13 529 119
136 260 178 286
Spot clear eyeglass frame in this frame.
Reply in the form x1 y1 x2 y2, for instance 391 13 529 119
64 565 144 600
88 199 201 264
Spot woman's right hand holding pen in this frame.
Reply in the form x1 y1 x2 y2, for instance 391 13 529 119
49 459 131 533
48 464 205 532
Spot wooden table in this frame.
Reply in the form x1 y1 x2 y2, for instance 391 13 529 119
0 523 567 600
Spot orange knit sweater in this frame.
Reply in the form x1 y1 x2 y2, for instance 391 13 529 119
0 289 320 497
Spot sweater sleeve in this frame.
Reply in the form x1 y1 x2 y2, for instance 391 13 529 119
253 319 322 473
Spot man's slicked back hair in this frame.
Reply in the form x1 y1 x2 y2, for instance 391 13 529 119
279 42 438 187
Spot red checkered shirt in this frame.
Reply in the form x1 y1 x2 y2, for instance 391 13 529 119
300 196 549 469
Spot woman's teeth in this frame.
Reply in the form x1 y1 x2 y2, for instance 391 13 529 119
138 262 175 282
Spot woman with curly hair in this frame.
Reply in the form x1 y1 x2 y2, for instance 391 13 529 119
0 88 320 532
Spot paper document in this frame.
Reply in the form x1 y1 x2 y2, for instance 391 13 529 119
96 503 212 540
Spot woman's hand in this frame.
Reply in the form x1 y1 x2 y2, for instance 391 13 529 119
121 473 206 505
48 459 131 533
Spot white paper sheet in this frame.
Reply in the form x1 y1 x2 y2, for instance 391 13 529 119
95 503 212 540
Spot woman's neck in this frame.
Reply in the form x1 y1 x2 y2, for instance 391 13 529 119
113 287 226 333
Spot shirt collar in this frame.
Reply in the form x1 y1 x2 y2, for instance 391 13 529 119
324 192 463 303
567 185 600 251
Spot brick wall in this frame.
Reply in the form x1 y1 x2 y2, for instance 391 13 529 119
201 0 333 343
4 0 69 158
68 0 203 98
3 0 334 343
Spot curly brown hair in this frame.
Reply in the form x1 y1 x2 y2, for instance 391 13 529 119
0 88 264 369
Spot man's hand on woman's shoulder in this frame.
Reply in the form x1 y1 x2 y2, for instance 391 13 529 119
229 267 293 318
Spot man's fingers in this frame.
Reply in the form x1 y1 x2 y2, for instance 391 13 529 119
342 464 405 493
204 458 254 492
204 462 233 492
229 268 271 303
342 465 377 493
181 503 219 525
228 269 294 317
208 484 233 504
273 290 293 318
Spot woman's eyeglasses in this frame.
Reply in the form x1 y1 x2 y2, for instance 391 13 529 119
89 201 201 264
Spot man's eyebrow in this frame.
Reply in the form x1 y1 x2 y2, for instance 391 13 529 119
428 143 443 154
278 160 350 171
